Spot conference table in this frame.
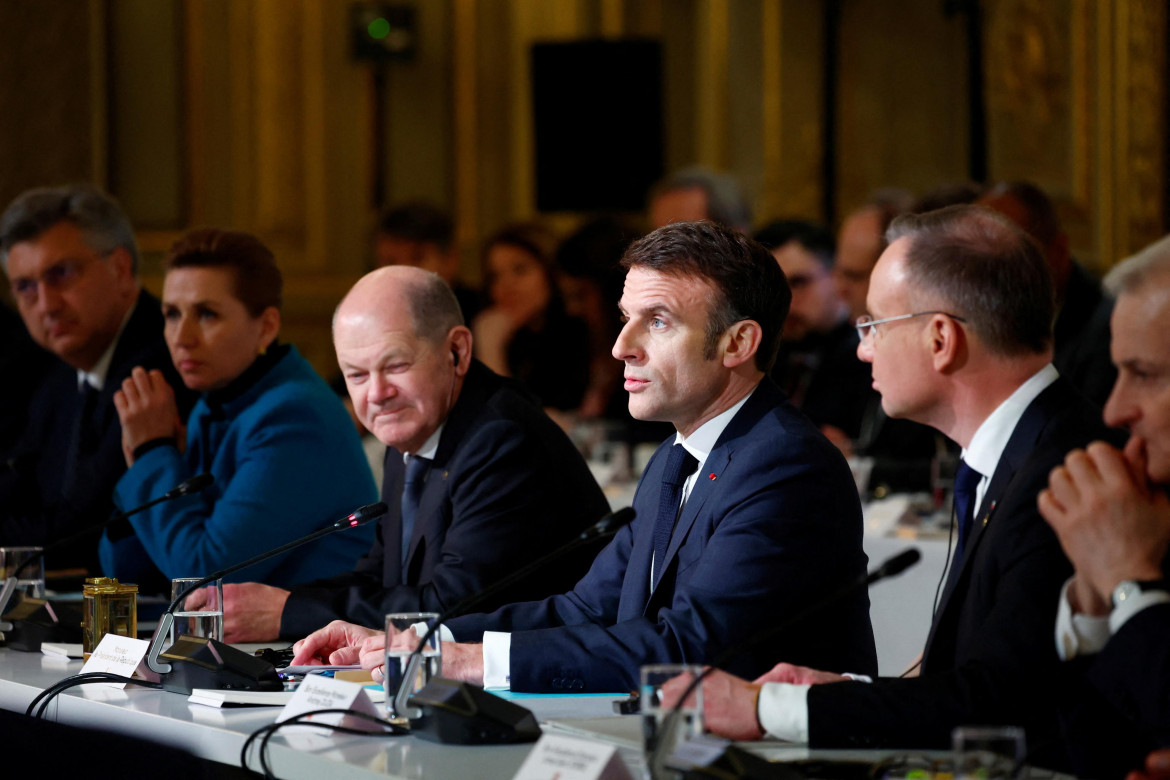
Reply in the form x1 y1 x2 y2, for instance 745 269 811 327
0 645 827 779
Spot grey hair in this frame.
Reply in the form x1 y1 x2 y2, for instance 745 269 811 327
332 267 464 342
0 184 139 274
1103 234 1170 297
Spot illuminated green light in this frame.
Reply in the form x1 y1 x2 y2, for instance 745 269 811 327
368 17 391 39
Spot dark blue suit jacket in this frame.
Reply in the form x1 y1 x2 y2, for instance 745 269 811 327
448 378 876 692
280 360 609 637
807 377 1120 766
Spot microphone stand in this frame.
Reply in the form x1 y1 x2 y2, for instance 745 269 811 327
0 474 214 637
144 501 387 692
647 548 922 779
395 507 635 741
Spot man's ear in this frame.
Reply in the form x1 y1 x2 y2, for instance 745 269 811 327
449 325 473 377
928 314 965 373
258 307 281 351
721 319 763 369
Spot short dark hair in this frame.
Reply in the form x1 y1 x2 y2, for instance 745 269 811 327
982 180 1063 247
753 219 835 269
621 221 791 372
886 205 1054 357
0 184 140 274
376 203 454 251
165 229 282 316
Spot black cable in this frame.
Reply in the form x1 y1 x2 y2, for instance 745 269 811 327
25 672 161 718
932 502 957 618
240 708 407 779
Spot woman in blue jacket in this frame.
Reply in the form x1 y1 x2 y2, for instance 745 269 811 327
99 229 376 591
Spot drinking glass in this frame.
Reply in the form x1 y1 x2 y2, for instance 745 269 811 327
384 611 441 720
169 577 224 649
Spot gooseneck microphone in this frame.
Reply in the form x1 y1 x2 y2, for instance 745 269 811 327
144 501 387 691
0 474 216 626
392 506 636 742
647 548 922 777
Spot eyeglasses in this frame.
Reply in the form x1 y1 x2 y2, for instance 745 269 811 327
9 256 95 304
855 311 967 342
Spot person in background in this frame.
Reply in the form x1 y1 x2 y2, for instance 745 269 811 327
1039 234 1170 779
99 228 376 592
979 180 1116 406
833 188 914 322
373 201 479 322
754 219 870 446
646 166 752 233
471 223 590 414
0 184 197 575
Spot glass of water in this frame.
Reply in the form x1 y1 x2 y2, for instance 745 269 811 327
640 664 705 779
384 611 441 720
0 546 46 602
169 577 224 649
953 725 1026 779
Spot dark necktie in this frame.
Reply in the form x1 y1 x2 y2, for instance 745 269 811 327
652 444 699 588
63 382 100 496
400 454 431 573
952 459 983 562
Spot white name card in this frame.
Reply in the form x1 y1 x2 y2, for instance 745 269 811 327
277 674 383 733
513 734 634 780
79 634 151 688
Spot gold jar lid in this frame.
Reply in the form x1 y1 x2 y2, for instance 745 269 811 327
83 577 138 595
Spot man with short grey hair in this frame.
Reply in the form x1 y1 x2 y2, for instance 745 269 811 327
1040 233 1170 779
221 265 609 642
0 184 195 574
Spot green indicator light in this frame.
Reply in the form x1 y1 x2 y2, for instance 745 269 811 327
368 17 391 39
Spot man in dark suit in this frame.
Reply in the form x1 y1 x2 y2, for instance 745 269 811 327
292 221 876 692
688 206 1115 766
221 265 609 642
0 185 195 574
1040 234 1170 779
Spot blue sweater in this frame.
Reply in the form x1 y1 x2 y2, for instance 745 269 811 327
100 346 377 587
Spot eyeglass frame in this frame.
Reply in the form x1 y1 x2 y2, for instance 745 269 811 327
855 311 967 342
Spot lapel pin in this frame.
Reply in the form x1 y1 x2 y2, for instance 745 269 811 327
708 473 717 480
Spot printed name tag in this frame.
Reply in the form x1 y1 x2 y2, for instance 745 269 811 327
513 734 634 780
277 674 383 733
80 635 151 688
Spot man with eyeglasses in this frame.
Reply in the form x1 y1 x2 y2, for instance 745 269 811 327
0 184 195 575
673 205 1118 770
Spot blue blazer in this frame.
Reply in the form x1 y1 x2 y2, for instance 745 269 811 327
448 378 876 693
99 346 377 587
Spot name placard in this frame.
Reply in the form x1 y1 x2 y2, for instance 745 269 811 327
277 674 383 733
513 734 634 780
79 635 151 688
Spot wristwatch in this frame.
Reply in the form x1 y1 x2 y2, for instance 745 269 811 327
1111 578 1170 609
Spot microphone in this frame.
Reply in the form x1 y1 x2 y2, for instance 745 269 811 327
144 501 387 692
0 474 216 641
393 506 635 744
647 548 922 777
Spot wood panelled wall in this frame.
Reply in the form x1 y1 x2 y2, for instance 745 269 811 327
0 0 1164 373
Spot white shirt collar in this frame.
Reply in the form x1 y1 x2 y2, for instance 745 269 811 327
673 386 756 476
961 363 1059 480
404 422 445 463
76 303 136 392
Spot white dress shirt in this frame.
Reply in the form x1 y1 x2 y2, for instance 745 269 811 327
758 364 1059 742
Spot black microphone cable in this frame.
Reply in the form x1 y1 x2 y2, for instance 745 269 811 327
25 672 162 719
240 708 408 780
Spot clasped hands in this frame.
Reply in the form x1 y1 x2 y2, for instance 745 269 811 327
290 620 484 684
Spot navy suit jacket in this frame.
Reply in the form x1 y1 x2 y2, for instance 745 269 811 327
1060 584 1170 779
447 378 876 693
807 378 1120 764
280 360 609 637
0 290 195 573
